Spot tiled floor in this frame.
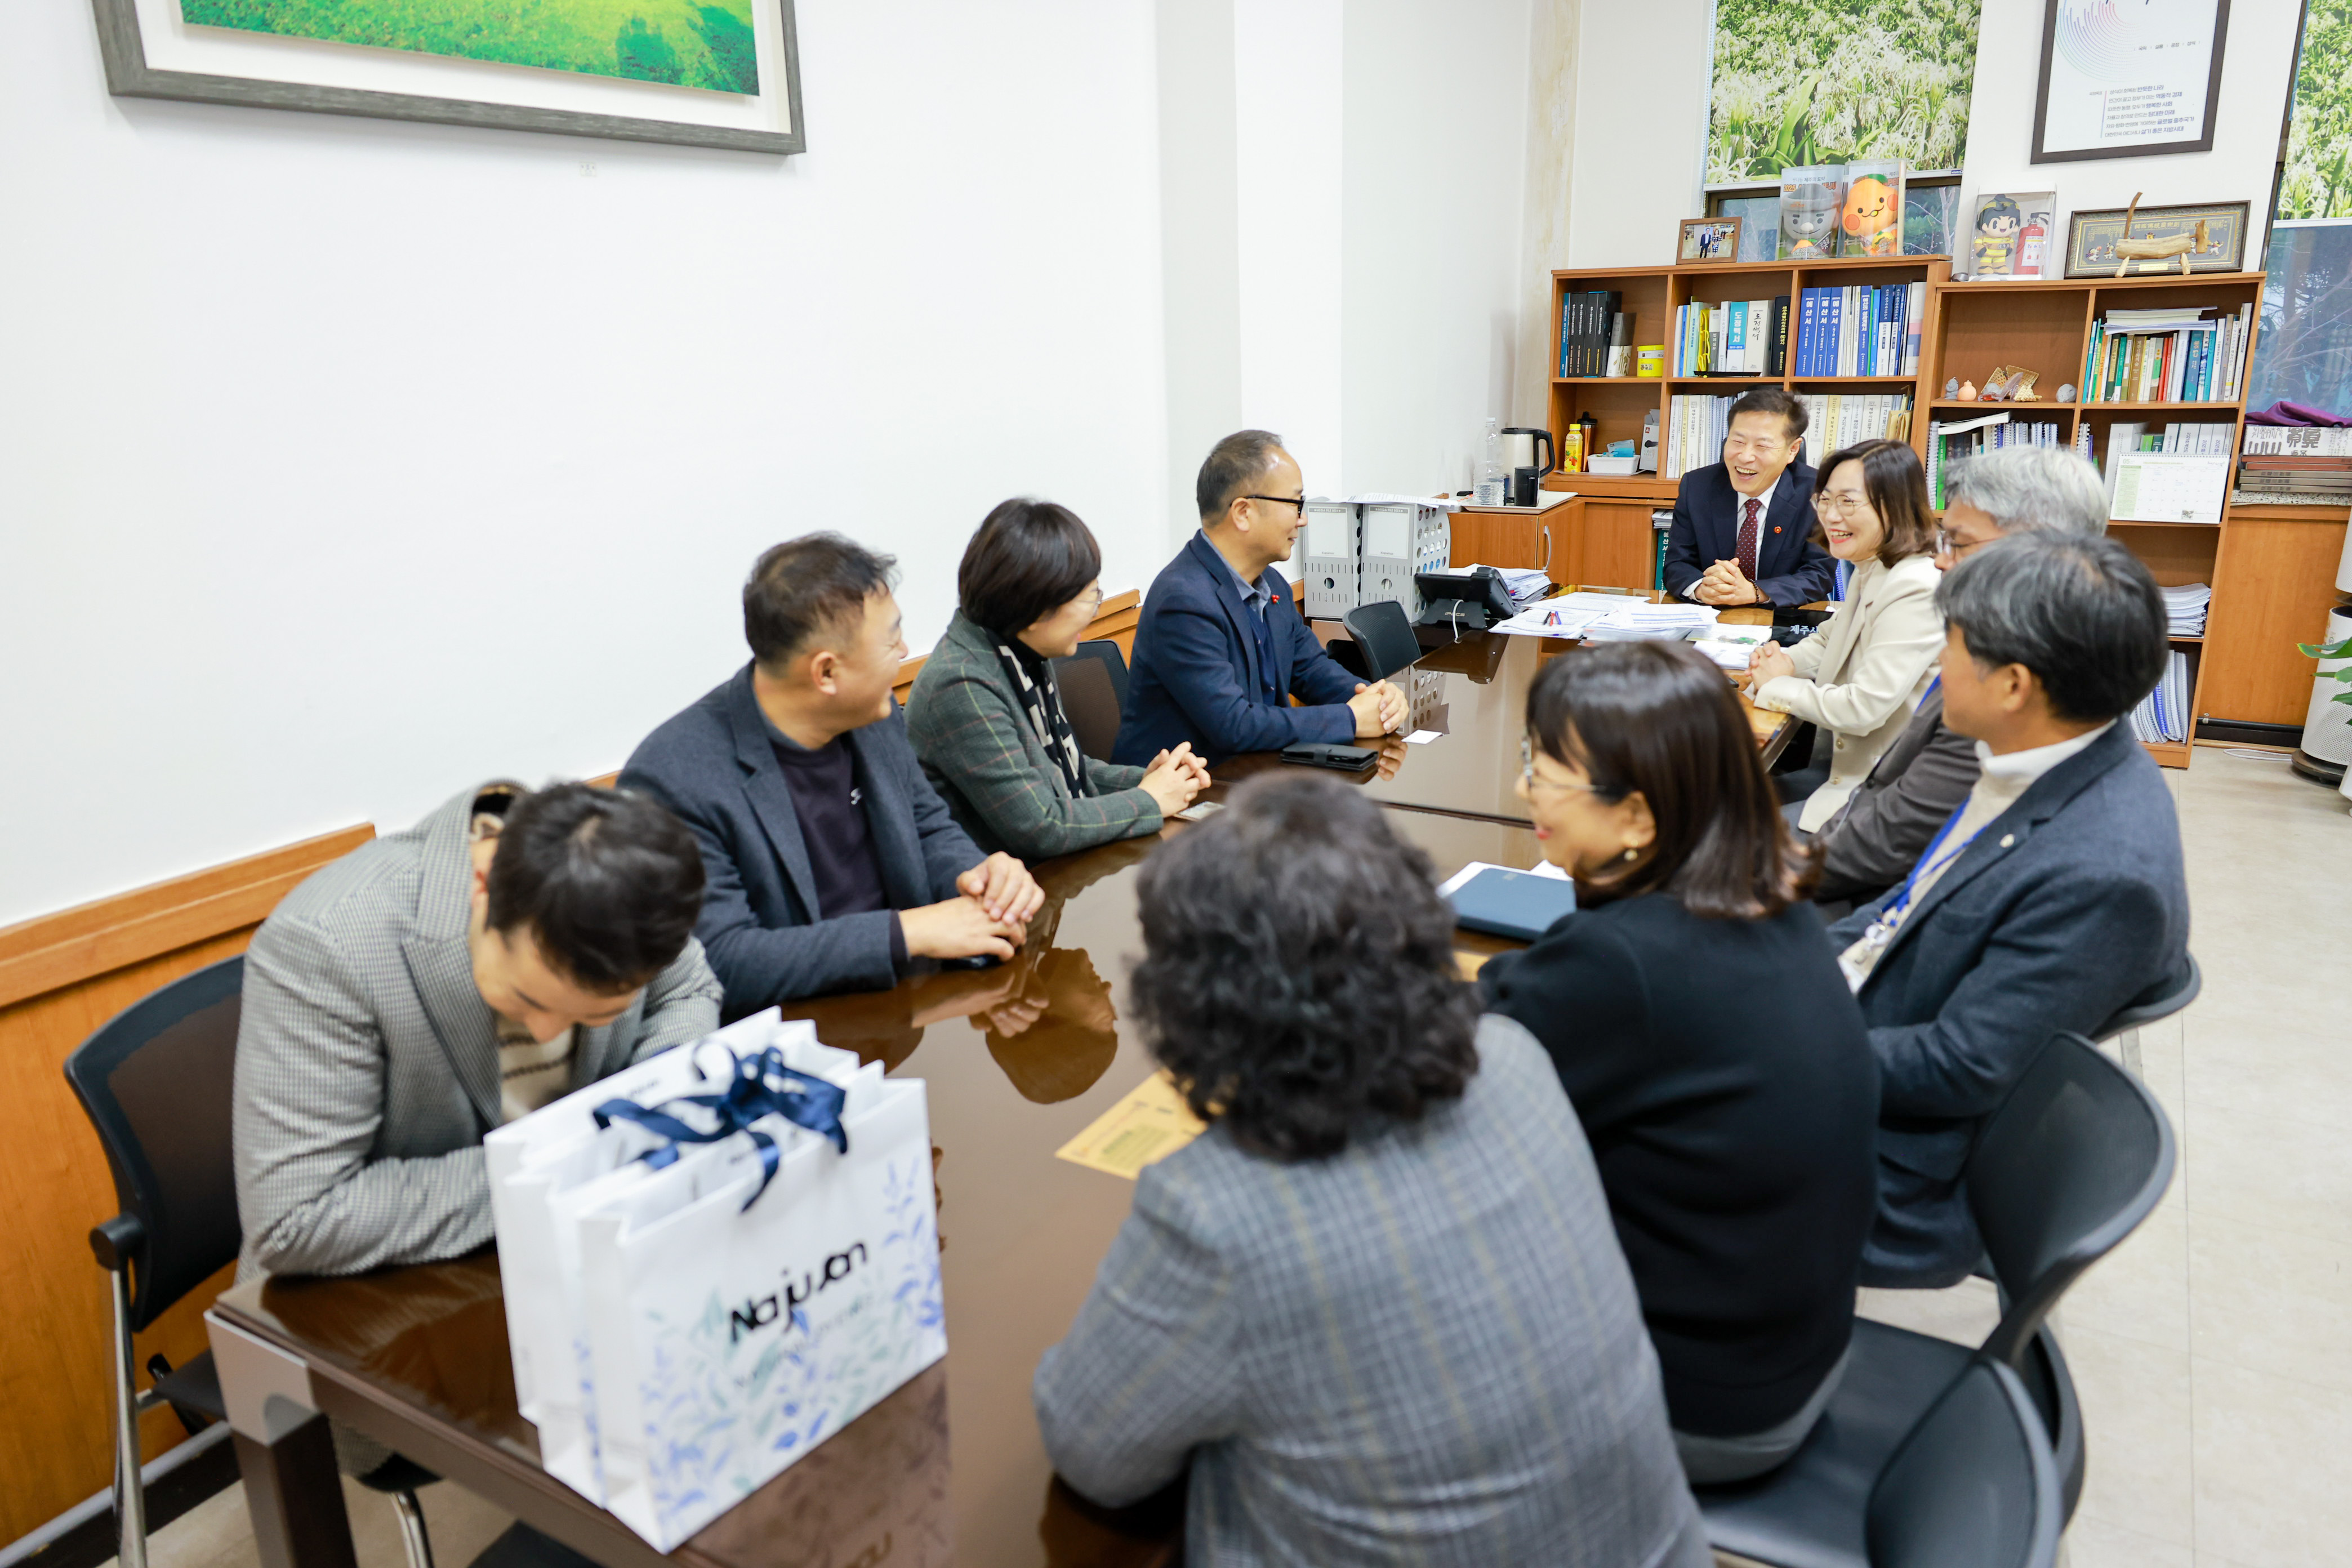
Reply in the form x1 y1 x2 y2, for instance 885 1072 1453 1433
103 749 2352 1568
1861 746 2352 1567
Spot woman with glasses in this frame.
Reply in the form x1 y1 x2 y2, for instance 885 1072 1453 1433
910 499 1210 861
1742 438 1943 834
1481 643 1878 1484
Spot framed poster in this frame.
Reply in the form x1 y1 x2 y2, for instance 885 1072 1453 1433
2032 0 2228 163
2064 201 2250 277
90 0 803 154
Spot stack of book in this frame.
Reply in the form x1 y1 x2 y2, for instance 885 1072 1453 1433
1793 283 1923 377
2128 651 2193 745
1794 393 1914 465
1669 297 1789 377
2162 582 2211 637
1663 394 1741 478
2081 306 2253 404
1559 288 1626 376
1922 412 2065 506
2235 425 2352 506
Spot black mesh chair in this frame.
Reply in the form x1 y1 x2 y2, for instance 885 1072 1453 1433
1341 599 1424 684
1062 639 1130 707
1698 1032 2174 1567
1864 1358 2060 1568
63 956 437 1568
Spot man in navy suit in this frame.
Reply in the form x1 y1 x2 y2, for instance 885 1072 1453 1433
1113 430 1406 766
1828 533 2189 1286
1661 386 1836 608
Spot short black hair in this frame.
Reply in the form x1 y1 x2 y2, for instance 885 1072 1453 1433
1129 773 1479 1161
484 783 706 994
1936 532 2168 724
1196 429 1286 522
1527 642 1814 919
743 533 899 670
1727 385 1808 443
957 499 1103 635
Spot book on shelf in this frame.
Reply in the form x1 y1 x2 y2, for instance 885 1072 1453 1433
2243 426 2352 455
1558 288 1625 377
2079 303 2254 404
1671 298 1785 377
1793 283 1922 377
1923 413 2065 506
1793 393 1915 467
2128 651 2193 746
1664 394 1740 478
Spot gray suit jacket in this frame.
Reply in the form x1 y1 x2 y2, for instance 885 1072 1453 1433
1034 1015 1708 1568
233 785 722 1279
1827 722 2190 1285
621 666 983 1016
905 612 1157 860
1811 686 1983 906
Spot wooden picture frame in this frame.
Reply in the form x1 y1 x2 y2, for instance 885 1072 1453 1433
2032 0 2228 163
1677 217 1742 265
2064 201 2251 278
88 0 804 155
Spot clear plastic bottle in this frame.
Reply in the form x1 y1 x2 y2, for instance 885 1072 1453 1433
1476 417 1505 506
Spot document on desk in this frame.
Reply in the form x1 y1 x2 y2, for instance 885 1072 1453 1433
1055 1071 1208 1180
1403 729 1443 745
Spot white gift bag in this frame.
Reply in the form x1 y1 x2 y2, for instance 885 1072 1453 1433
484 1010 860 1502
574 1063 945 1549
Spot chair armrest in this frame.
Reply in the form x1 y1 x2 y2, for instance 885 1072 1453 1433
90 1211 146 1273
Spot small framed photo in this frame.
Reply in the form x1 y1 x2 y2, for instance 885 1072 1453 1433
2065 201 2251 278
1678 217 1743 265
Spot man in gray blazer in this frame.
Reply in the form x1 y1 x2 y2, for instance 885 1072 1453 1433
234 781 721 1281
1829 533 2189 1286
622 534 1045 1018
1811 447 2109 908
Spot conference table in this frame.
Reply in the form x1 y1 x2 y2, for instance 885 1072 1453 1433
203 620 1792 1568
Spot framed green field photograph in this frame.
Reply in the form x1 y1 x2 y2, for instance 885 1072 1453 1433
91 0 802 154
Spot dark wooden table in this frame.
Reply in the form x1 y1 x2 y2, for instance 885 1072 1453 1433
208 798 1544 1568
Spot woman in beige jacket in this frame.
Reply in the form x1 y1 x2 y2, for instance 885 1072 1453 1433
1745 439 1943 833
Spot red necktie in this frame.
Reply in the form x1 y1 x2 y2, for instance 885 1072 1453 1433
1736 497 1761 583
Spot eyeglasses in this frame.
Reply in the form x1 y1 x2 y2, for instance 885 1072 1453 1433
1812 491 1872 518
1242 495 1308 513
1520 737 1607 796
1071 585 1106 613
1934 527 1991 559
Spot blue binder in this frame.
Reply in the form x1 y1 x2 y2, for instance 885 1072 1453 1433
1447 867 1578 943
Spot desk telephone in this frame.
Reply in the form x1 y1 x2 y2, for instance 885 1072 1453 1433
1414 567 1518 631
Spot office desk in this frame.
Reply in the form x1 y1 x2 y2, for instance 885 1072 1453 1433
1255 615 1794 824
207 810 1544 1568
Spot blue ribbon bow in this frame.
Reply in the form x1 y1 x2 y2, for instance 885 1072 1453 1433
592 1045 849 1210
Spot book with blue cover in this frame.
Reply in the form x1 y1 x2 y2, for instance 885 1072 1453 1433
1447 866 1578 942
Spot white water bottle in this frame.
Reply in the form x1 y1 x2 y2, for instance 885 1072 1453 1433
1476 417 1507 506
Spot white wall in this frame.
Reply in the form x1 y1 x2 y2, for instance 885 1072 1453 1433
1557 0 2302 274
0 0 1169 925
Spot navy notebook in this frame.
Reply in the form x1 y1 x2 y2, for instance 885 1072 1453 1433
1447 867 1578 942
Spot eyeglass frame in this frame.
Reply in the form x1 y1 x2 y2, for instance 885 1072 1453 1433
1932 525 1998 561
1241 494 1308 513
1812 488 1874 519
1519 736 1608 797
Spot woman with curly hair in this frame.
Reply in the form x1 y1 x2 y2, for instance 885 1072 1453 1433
1033 773 1708 1567
1479 642 1878 1484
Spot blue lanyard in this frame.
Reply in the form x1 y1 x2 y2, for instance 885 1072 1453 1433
1874 802 1976 934
1920 672 1941 704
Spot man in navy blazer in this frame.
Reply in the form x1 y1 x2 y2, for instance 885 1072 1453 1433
623 534 1045 1018
1661 386 1836 607
1113 430 1406 766
1828 533 2189 1286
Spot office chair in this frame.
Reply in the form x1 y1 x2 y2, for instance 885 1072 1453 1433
1864 1358 2061 1568
64 956 438 1568
1340 600 1424 684
2092 953 2200 1078
1063 639 1129 709
1050 652 1124 764
1698 1032 2173 1566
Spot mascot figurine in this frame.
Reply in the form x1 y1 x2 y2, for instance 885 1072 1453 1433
1840 175 1900 258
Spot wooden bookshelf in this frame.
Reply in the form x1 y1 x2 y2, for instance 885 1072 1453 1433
1536 255 1952 594
1918 270 2346 766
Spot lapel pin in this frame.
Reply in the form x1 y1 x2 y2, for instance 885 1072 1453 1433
1772 525 1782 533
1999 834 2015 848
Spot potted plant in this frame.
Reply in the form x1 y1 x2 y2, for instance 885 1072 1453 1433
2300 629 2352 806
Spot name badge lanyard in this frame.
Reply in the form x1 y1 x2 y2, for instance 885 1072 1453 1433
1855 801 1980 961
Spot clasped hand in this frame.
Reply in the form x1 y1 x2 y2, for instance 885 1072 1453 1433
1695 559 1765 607
1348 679 1409 739
1744 640 1796 694
899 852 1046 963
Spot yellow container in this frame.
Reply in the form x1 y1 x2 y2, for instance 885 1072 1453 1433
1636 346 1666 378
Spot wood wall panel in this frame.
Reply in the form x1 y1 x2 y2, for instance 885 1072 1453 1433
0 827 372 1544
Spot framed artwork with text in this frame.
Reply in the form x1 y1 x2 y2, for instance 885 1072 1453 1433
90 0 803 154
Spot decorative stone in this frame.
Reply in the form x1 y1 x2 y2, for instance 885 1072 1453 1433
2056 383 2077 403
1944 377 1961 398
1957 380 1979 401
